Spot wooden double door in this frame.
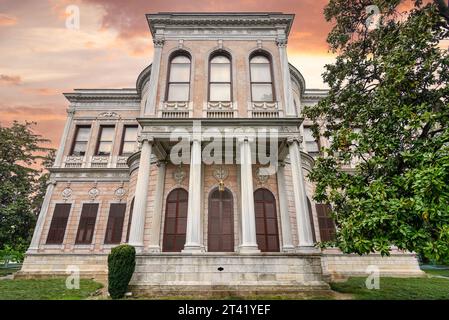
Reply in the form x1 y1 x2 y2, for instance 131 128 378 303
208 188 234 252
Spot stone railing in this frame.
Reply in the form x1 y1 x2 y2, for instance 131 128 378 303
160 101 191 118
206 101 235 118
63 156 84 168
90 156 109 168
250 102 280 118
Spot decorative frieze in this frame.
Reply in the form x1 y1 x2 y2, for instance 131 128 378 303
173 165 186 185
61 182 73 201
88 182 100 201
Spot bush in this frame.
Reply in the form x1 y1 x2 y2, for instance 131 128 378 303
107 244 136 299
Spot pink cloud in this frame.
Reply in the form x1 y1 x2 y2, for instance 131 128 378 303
0 74 22 86
0 13 18 26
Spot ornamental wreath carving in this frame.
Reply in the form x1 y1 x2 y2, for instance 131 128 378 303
173 166 186 185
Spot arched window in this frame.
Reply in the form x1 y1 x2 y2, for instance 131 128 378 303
209 53 231 102
250 54 274 102
254 188 280 252
166 53 191 102
208 188 234 252
126 197 134 242
162 188 188 252
307 197 317 243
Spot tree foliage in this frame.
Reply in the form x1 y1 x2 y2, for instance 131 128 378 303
304 0 449 262
108 245 136 299
0 121 54 252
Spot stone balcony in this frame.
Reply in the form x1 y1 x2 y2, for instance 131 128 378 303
63 155 130 169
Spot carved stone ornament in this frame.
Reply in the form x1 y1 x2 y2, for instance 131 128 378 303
97 111 120 119
114 187 127 200
88 187 99 200
255 167 270 185
62 188 72 200
213 166 229 181
173 166 186 185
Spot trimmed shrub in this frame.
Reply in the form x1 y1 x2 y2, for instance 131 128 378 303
108 244 136 299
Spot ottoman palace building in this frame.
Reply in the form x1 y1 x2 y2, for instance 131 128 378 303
19 13 422 293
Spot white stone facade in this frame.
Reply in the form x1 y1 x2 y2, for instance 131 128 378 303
18 13 423 292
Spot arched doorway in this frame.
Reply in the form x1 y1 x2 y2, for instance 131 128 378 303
254 188 280 252
208 188 234 252
162 188 188 252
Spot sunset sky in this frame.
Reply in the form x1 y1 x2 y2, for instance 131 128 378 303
0 0 336 148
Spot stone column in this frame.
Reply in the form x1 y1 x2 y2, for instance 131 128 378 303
276 162 295 251
148 160 166 252
183 138 203 252
54 108 75 167
238 137 260 253
277 38 296 117
143 38 164 116
27 179 56 253
128 136 153 252
287 137 315 251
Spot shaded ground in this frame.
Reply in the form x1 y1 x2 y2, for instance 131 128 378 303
330 275 449 300
0 278 103 300
1 267 448 300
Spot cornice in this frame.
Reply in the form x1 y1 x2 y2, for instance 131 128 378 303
63 89 140 103
146 12 295 37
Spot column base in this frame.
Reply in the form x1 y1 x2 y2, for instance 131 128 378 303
238 245 261 254
296 246 320 254
147 245 161 253
282 245 296 253
26 247 38 254
129 243 144 254
182 244 205 253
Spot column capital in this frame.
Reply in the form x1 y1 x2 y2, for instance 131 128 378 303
287 135 302 145
67 107 76 115
276 38 288 48
153 38 165 48
138 134 154 144
46 179 57 186
156 159 168 167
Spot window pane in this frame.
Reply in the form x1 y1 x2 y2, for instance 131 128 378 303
168 83 189 101
98 142 112 155
304 127 319 153
251 56 270 64
77 127 90 141
169 63 190 82
210 83 231 101
122 142 136 154
124 126 137 141
172 56 190 63
72 142 87 156
100 127 114 141
211 56 230 64
250 63 271 82
210 63 230 82
251 84 273 101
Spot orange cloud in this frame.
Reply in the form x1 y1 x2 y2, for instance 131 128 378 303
0 13 18 26
22 88 62 96
0 74 22 86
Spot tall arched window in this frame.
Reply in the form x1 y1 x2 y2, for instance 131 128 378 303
209 53 231 102
162 188 188 252
166 53 191 102
254 188 280 252
250 54 274 102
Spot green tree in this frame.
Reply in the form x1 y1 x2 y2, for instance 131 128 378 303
304 0 449 262
0 121 54 254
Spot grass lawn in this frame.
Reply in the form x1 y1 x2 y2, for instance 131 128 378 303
0 278 103 300
330 275 449 300
421 269 449 278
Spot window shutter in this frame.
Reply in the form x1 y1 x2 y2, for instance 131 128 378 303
46 204 71 244
75 203 99 244
126 198 134 242
104 203 126 244
316 203 336 242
